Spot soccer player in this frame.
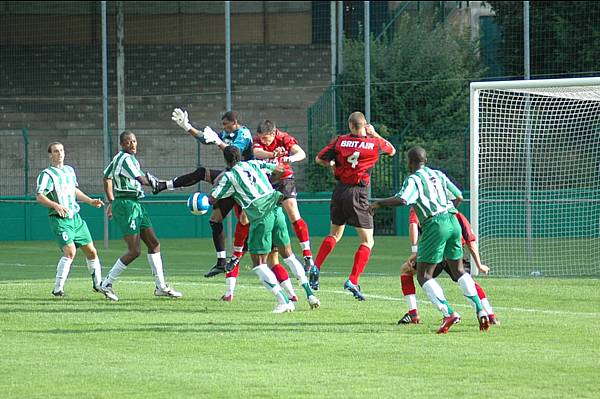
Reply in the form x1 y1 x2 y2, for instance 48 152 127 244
250 119 314 271
148 108 253 278
398 207 499 325
369 146 489 333
209 145 320 313
311 111 396 300
36 142 105 297
98 131 182 301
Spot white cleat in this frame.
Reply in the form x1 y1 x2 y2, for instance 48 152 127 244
98 282 119 302
308 295 320 309
154 286 183 298
272 301 295 314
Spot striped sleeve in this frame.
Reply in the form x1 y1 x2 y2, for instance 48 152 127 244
67 166 79 187
36 171 53 194
444 175 462 200
122 156 143 178
103 160 114 179
210 173 235 200
397 176 419 205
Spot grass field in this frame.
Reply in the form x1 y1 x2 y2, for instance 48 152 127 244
1 237 599 398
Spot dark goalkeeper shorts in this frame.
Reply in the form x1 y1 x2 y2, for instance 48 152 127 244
433 259 472 281
330 182 373 229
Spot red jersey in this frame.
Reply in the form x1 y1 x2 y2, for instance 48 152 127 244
409 208 476 246
252 129 298 179
317 134 394 186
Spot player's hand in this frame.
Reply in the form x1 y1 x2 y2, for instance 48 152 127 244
408 253 417 265
478 264 490 275
106 203 113 219
202 126 224 146
368 201 381 215
171 108 193 131
365 124 379 138
89 198 104 208
273 146 287 157
53 203 70 218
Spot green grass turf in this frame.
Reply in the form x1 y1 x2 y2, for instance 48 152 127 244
1 237 599 398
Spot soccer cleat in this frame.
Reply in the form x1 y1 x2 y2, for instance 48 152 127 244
308 265 320 291
51 290 64 297
308 295 320 309
289 295 299 302
488 314 500 326
154 285 183 298
225 255 240 273
220 294 234 302
303 256 314 273
437 312 461 334
478 310 490 331
344 279 365 301
272 301 295 314
398 312 421 324
204 259 226 278
98 282 119 302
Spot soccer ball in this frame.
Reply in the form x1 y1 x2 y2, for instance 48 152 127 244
187 192 210 215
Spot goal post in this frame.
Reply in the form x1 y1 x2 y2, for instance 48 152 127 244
470 77 600 277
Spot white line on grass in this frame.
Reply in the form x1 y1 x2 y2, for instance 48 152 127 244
2 278 599 318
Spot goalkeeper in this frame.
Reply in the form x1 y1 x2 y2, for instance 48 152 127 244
148 109 253 278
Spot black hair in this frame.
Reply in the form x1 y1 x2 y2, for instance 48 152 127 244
407 146 427 165
223 145 242 167
119 130 135 144
222 111 240 123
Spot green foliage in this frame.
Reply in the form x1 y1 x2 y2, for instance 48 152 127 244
486 1 600 77
335 13 485 187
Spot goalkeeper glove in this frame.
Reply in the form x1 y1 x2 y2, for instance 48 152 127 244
202 126 224 146
171 108 193 131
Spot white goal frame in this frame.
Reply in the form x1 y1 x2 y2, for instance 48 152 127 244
470 77 600 277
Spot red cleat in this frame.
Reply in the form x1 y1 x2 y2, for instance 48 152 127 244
489 314 500 326
437 312 461 334
478 312 490 331
220 294 234 302
289 295 299 302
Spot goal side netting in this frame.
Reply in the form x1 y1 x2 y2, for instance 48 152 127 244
470 78 600 277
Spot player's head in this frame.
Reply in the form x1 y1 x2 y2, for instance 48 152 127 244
222 111 241 133
120 131 137 154
256 120 276 145
47 142 65 165
407 146 427 172
348 111 367 134
223 145 242 169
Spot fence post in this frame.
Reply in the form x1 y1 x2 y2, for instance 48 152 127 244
21 128 29 196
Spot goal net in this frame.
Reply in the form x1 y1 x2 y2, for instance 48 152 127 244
470 78 600 277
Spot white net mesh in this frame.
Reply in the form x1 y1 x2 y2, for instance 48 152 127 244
474 82 600 277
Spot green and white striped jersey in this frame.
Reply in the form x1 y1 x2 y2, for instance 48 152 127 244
210 160 282 222
103 151 144 199
396 166 462 223
36 165 80 217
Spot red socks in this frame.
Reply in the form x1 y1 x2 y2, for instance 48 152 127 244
349 245 371 285
315 235 337 270
225 265 239 278
270 263 289 283
475 282 487 300
401 274 416 296
233 221 249 258
292 219 312 257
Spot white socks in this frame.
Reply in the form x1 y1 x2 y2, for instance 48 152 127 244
422 279 451 317
405 294 417 311
283 255 309 285
105 258 127 285
54 256 73 292
225 277 237 297
147 253 167 289
253 264 288 304
85 257 102 288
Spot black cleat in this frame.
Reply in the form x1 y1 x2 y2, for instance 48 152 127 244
308 265 320 291
52 290 65 297
225 256 240 273
398 312 421 324
146 172 166 195
204 259 226 278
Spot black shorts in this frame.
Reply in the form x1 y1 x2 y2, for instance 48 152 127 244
330 182 373 229
272 178 297 200
212 196 237 217
433 259 472 281
210 169 224 184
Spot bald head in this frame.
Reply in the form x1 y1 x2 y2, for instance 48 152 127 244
407 146 427 172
